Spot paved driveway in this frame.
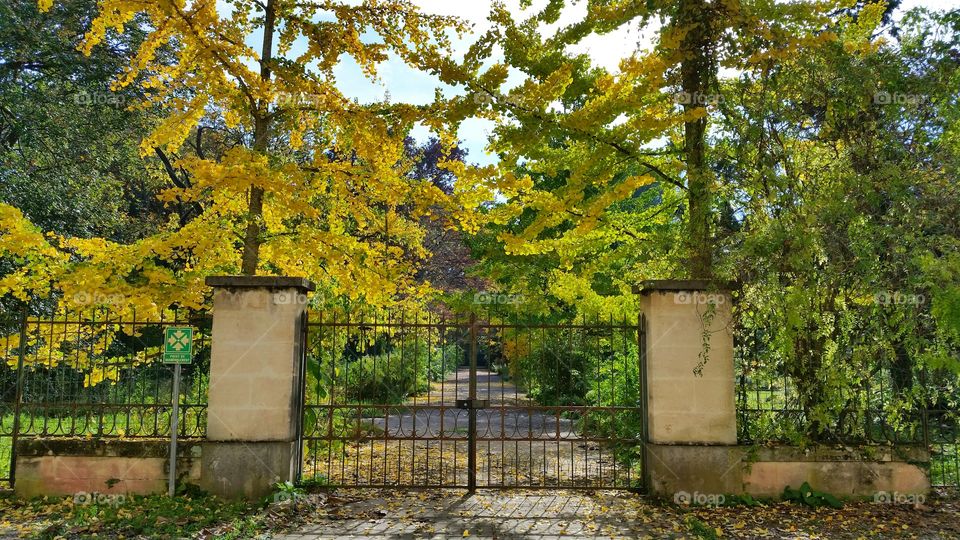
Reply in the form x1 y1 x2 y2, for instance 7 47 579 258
279 489 679 539
303 368 640 489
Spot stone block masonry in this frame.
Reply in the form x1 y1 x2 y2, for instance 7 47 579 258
198 276 314 499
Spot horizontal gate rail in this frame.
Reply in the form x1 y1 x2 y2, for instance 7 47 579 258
312 321 640 330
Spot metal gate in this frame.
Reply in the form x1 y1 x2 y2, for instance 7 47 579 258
299 310 646 490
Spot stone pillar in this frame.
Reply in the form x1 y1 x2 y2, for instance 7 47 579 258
637 280 740 496
199 276 313 499
638 280 736 443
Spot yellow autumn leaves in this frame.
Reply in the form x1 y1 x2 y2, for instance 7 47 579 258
12 0 479 311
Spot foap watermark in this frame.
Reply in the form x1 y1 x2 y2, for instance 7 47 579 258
673 291 725 305
472 92 526 108
73 91 131 107
473 92 495 105
271 490 307 505
214 289 311 308
273 290 310 306
873 491 925 505
473 292 525 305
270 481 307 506
276 91 323 108
73 491 126 506
873 91 924 106
673 490 726 506
72 291 126 306
674 91 723 106
873 291 925 306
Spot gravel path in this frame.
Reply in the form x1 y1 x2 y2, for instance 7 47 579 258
303 368 641 489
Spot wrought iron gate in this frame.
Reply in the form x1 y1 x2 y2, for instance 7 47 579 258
299 310 646 490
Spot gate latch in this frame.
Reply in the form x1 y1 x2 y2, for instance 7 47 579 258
456 399 489 410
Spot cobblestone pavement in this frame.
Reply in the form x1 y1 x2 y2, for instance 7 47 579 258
279 489 681 539
276 488 960 540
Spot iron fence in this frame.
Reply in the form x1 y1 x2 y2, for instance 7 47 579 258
736 351 960 490
299 308 645 490
0 307 211 489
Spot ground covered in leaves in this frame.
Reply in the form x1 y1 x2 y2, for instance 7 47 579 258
0 487 958 539
0 487 332 539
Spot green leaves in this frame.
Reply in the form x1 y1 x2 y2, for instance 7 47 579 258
782 482 844 509
727 7 960 444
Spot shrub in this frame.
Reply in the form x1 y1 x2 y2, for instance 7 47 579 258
343 346 428 402
579 344 642 460
429 342 465 381
582 344 642 438
339 335 458 403
512 333 591 405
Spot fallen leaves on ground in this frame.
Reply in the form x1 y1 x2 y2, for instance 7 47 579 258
299 488 960 539
0 490 346 539
2 488 959 538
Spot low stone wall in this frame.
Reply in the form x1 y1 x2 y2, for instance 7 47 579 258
646 444 929 500
14 439 202 499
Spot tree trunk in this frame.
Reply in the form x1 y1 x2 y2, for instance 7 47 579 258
240 0 276 275
678 0 715 279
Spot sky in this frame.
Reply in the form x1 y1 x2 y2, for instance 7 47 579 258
281 0 960 165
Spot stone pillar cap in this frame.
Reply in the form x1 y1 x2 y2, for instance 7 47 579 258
205 275 316 292
632 279 737 295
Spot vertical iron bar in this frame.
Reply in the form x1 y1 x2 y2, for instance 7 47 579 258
42 308 55 437
468 312 478 493
153 310 162 437
294 309 308 483
407 310 416 485
9 308 28 486
321 311 332 483
638 313 648 490
438 316 445 486
93 308 104 438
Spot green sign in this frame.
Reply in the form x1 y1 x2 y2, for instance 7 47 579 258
163 327 194 364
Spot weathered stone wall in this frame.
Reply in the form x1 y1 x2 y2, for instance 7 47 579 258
14 439 201 498
743 446 930 498
645 443 929 500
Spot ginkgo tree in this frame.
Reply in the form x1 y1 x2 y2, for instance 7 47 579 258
0 0 529 318
453 0 960 443
448 0 853 309
0 0 537 385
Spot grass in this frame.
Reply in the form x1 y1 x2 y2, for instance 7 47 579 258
0 483 333 539
0 490 259 539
